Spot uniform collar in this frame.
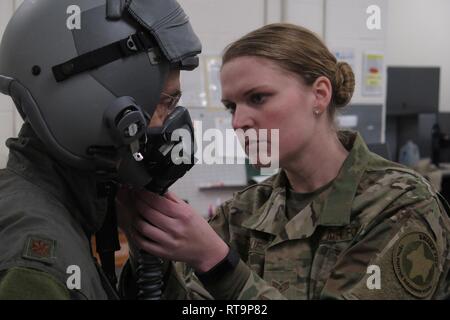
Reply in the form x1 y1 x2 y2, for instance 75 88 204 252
316 131 370 226
241 131 370 239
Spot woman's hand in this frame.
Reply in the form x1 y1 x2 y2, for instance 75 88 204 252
116 188 229 273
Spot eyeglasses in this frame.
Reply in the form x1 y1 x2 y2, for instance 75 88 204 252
160 91 182 115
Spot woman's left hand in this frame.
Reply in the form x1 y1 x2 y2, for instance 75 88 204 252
119 189 229 273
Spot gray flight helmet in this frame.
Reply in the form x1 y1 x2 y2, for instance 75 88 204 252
0 0 201 171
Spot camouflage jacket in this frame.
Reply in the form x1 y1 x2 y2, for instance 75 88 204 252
160 131 450 300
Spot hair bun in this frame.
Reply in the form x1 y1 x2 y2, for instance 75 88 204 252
333 61 355 108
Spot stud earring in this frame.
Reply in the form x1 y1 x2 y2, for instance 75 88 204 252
313 108 321 116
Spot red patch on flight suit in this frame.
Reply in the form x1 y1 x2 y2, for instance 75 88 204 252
22 236 56 265
31 240 50 257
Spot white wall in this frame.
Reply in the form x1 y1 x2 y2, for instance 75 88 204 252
178 0 265 55
385 0 450 112
325 0 388 106
284 0 325 36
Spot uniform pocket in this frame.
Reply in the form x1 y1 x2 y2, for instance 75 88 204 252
310 240 352 298
247 237 270 276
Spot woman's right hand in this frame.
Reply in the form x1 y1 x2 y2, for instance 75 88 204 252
115 187 229 273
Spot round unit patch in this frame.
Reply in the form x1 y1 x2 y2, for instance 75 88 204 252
392 232 439 298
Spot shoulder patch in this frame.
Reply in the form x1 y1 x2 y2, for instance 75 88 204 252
22 235 57 265
392 232 439 298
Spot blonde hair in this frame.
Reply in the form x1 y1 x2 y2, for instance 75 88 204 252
222 23 355 120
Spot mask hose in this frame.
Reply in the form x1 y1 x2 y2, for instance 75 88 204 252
136 125 195 300
136 251 164 299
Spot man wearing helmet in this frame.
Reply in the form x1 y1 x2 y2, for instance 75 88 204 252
0 0 201 299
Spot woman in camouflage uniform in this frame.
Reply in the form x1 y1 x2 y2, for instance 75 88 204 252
119 23 450 299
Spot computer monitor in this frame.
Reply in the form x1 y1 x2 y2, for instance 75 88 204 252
338 104 383 144
386 67 440 115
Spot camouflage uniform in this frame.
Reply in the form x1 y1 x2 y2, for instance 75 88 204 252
160 130 450 300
